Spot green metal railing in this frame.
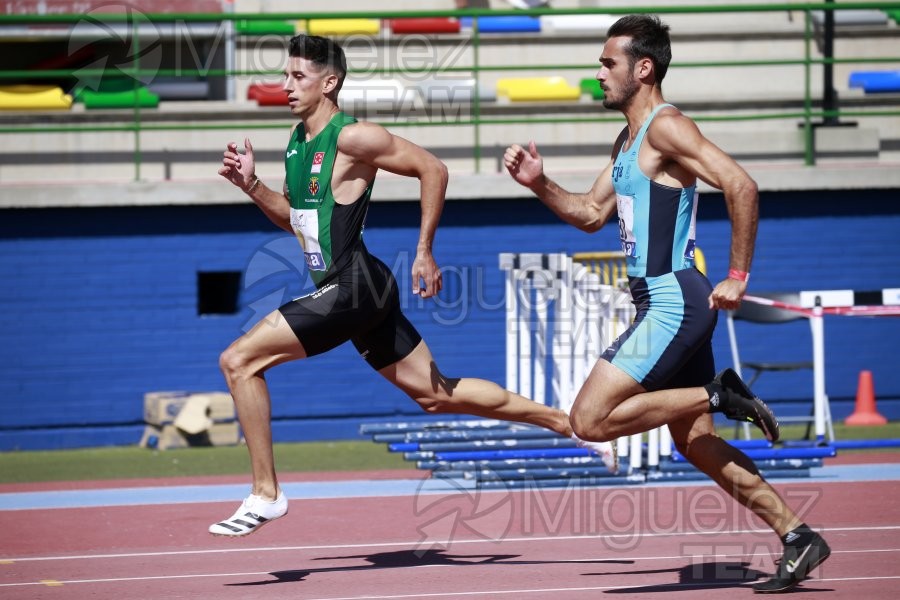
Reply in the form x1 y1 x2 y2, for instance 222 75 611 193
0 2 898 180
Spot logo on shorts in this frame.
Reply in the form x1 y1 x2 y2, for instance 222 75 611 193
308 176 320 196
311 283 337 299
311 152 325 173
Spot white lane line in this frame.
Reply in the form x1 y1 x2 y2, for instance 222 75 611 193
3 570 900 594
4 524 900 563
297 576 900 599
1 546 899 589
301 576 900 599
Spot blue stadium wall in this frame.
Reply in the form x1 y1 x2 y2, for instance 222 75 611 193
2 188 899 450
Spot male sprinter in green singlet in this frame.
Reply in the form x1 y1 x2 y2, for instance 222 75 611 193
504 15 829 594
212 35 615 538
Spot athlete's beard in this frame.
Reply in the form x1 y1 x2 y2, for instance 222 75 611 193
602 70 640 111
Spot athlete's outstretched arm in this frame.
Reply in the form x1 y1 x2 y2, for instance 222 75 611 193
219 137 292 233
504 141 617 232
339 122 447 298
648 113 758 310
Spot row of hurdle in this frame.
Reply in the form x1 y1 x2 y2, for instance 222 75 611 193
361 252 836 490
361 419 835 490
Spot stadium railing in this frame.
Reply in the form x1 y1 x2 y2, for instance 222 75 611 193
0 2 899 183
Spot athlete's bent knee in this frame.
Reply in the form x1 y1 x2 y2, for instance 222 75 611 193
219 343 254 384
569 408 614 443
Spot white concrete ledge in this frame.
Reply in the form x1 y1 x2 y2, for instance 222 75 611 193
3 162 899 209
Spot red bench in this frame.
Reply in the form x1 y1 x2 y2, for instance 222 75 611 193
390 18 461 34
248 83 288 106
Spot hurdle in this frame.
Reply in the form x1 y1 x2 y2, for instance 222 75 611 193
361 418 817 486
741 289 900 443
499 251 658 474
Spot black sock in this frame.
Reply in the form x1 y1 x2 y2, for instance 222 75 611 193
782 523 815 547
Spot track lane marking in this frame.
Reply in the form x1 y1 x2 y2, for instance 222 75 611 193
4 572 900 594
5 524 900 563
2 547 899 588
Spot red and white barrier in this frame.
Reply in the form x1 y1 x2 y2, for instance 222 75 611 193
741 291 900 441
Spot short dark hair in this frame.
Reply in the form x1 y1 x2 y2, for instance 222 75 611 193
288 34 347 89
607 15 672 83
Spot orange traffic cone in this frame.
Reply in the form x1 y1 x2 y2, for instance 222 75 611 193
845 370 887 426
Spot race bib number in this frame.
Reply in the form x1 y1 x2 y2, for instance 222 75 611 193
616 193 637 258
290 208 327 271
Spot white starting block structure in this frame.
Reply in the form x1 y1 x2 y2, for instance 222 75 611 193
499 251 672 473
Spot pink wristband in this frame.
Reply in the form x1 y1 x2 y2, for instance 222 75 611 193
728 268 750 282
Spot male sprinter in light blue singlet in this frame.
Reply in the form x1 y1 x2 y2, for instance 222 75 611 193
212 34 614 540
505 15 829 594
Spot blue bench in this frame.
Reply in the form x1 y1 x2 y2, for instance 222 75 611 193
848 70 900 93
460 16 541 33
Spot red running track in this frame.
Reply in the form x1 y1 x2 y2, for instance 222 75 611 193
1 473 899 599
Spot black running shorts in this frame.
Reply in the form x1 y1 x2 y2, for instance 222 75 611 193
278 251 422 370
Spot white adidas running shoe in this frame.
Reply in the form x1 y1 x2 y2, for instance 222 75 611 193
209 491 288 537
572 434 619 474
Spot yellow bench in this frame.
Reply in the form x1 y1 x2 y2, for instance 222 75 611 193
306 19 380 36
0 85 72 110
496 77 580 102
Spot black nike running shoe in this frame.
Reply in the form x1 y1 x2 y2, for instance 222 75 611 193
752 532 831 593
706 368 781 442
